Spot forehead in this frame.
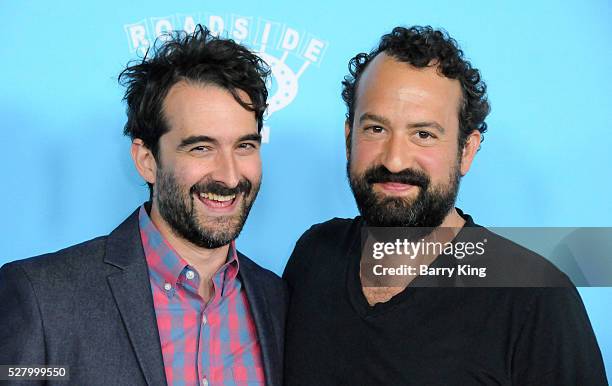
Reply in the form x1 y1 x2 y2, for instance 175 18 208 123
354 53 463 126
162 81 257 138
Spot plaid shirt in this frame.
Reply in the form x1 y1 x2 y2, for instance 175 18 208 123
139 206 265 386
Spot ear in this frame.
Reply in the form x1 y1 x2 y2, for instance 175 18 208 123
459 130 481 176
344 120 352 160
131 139 158 185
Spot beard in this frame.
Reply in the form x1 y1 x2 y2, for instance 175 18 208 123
154 169 260 249
347 158 461 229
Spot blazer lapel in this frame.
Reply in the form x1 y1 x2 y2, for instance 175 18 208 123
104 210 167 386
238 252 282 386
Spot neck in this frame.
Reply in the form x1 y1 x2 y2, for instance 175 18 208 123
149 204 229 301
359 207 467 305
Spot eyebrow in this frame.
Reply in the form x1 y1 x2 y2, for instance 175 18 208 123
407 121 446 134
358 113 391 127
178 135 218 149
359 112 446 134
177 133 262 150
239 133 263 144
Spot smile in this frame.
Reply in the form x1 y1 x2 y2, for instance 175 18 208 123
197 192 239 211
374 182 417 195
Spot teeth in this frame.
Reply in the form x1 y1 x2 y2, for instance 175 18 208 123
199 192 236 202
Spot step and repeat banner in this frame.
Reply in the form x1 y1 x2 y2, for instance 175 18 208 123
1 0 610 379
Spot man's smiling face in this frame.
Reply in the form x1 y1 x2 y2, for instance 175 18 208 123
346 53 474 227
151 81 262 248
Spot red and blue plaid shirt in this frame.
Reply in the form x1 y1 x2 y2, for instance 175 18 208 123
139 206 265 386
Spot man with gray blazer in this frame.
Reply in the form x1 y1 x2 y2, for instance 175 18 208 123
0 25 286 386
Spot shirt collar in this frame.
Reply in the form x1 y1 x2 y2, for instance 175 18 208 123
138 204 240 297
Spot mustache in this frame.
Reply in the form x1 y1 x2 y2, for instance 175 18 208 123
190 178 252 196
364 165 430 189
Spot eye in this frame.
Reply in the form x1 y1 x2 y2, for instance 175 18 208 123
416 131 436 139
364 125 386 135
190 145 210 153
237 142 259 153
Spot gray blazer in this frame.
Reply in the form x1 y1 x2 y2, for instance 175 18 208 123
0 208 287 386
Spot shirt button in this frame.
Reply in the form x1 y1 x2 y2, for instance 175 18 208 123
202 377 208 386
163 282 172 291
202 313 207 325
186 270 195 280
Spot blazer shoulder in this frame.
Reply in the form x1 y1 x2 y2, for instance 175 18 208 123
237 252 284 286
3 235 109 282
237 252 288 313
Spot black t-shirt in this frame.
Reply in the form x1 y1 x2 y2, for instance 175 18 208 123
283 211 608 385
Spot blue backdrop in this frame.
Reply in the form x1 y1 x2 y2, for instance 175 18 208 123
1 0 610 380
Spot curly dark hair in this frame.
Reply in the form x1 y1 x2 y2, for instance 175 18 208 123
342 26 489 148
119 24 269 160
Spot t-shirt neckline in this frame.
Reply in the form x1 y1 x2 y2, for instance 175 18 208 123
345 208 478 318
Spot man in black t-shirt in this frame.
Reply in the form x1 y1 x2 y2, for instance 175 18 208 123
283 26 608 385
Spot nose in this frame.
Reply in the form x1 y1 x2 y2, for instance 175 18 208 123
380 133 413 173
211 151 240 188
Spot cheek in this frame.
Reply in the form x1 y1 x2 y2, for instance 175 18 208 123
414 148 457 182
351 140 383 170
238 155 262 182
169 160 205 189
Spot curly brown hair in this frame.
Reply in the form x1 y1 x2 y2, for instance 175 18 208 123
342 26 490 148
